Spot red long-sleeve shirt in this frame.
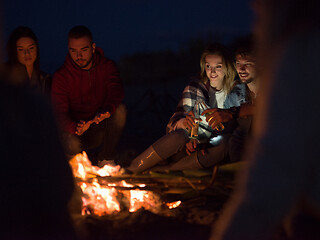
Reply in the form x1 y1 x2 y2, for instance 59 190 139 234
51 47 124 134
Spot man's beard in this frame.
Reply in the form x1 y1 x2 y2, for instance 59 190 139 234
239 74 254 84
241 77 253 84
75 57 93 69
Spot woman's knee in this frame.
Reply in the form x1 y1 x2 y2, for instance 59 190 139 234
152 129 189 158
165 129 189 145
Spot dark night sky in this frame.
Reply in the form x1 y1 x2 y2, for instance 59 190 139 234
2 0 254 74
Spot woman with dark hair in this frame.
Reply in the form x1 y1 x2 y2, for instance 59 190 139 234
127 43 247 173
6 26 51 94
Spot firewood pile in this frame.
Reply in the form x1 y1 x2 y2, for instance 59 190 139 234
69 161 245 240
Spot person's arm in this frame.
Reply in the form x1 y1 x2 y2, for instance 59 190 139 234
238 102 255 118
202 108 233 128
51 72 77 134
166 84 196 133
201 103 255 129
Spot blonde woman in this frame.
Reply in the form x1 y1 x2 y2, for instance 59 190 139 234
128 43 247 173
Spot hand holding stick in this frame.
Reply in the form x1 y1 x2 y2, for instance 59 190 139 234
75 112 111 136
93 112 111 124
75 120 93 136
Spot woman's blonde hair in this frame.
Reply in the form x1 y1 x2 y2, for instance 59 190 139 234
200 43 236 94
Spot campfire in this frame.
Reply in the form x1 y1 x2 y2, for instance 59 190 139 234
67 152 237 240
69 152 181 216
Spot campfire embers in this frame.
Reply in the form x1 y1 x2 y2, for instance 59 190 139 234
69 152 181 216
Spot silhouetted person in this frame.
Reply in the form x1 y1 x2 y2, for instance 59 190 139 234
51 25 126 165
211 0 320 239
0 79 76 239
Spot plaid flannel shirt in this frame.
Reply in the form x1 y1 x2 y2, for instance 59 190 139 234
166 79 247 141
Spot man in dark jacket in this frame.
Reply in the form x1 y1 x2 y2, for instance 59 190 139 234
52 25 126 165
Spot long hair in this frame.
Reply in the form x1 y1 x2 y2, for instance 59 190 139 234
199 43 236 94
6 26 40 75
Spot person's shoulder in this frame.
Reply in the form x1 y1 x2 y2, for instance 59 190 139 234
231 81 246 92
181 78 207 97
182 78 197 92
53 65 65 78
185 77 204 89
53 60 75 80
226 81 248 105
94 47 117 66
94 49 120 78
54 52 79 76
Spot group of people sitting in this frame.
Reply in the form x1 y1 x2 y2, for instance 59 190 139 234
2 24 258 173
3 0 320 238
2 25 126 166
127 38 258 173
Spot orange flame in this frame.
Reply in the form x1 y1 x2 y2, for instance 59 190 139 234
69 152 180 216
166 201 182 209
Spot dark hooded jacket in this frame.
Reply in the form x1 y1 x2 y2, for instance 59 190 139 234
51 47 124 134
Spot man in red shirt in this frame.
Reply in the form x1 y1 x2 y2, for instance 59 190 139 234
52 25 126 165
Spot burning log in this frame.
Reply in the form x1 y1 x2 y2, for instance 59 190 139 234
68 151 237 217
68 152 238 240
69 152 186 216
